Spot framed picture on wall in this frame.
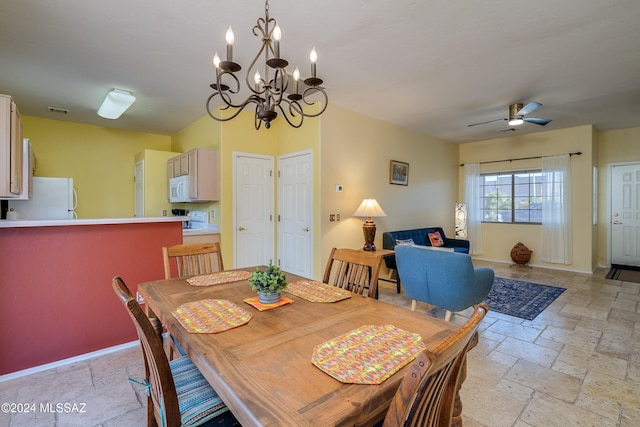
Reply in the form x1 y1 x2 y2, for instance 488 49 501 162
390 160 409 186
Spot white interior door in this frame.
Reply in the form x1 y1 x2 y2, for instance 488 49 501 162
278 151 313 278
611 163 640 266
134 160 144 217
234 153 274 268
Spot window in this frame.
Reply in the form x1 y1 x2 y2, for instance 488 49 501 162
480 171 543 224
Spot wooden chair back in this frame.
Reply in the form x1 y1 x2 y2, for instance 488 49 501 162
383 304 488 427
112 276 181 427
322 247 383 298
162 242 224 279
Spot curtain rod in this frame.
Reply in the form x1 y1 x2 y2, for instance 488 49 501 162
459 151 582 167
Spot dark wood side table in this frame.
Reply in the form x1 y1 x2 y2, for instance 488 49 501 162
355 248 396 298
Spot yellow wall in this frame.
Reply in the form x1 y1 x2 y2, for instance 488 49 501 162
24 109 639 275
22 116 170 218
597 126 640 266
459 125 595 273
320 105 459 278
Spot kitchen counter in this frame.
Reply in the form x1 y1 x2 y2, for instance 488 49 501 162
182 224 220 235
0 216 189 228
0 216 185 375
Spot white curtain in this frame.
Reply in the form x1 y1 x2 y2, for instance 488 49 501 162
464 163 483 254
541 154 572 264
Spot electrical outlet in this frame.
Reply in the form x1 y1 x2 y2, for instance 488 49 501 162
336 214 340 221
211 210 215 219
136 291 145 305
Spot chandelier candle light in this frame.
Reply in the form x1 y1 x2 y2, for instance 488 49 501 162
353 199 387 251
206 0 328 130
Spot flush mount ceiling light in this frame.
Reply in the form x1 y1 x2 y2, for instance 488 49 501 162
97 89 136 119
206 0 328 130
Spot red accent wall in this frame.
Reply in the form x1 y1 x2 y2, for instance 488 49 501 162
0 221 182 375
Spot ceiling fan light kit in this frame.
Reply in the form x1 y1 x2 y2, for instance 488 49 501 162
206 0 328 130
468 101 552 130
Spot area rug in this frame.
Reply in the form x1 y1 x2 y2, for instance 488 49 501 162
606 265 640 283
482 277 566 321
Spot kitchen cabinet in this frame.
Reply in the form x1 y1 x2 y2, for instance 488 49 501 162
183 232 220 245
0 94 24 198
167 148 219 202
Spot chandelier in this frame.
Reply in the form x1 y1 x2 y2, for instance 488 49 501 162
206 0 328 130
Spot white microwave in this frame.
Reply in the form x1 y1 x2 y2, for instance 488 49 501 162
169 176 191 203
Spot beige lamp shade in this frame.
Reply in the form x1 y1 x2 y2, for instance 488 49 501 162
353 199 386 251
353 198 387 218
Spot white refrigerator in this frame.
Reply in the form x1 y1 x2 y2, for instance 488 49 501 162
8 177 77 220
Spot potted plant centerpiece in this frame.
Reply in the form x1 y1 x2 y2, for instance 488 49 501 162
248 263 288 304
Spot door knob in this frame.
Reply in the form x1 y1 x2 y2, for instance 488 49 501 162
238 226 246 231
303 227 310 232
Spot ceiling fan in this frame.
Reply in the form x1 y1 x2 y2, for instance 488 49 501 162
467 102 552 129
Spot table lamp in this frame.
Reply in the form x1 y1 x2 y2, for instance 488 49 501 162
353 198 387 251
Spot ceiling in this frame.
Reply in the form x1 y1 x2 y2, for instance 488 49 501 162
1 0 639 144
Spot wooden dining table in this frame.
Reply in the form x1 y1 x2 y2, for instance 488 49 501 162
138 268 461 427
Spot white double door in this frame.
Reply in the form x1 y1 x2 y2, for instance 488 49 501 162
233 150 313 278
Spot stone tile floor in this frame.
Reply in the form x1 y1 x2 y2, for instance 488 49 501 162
1 261 639 426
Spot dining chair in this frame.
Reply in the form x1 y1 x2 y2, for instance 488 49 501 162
382 304 488 427
322 247 383 298
160 242 224 360
162 242 224 279
112 276 239 427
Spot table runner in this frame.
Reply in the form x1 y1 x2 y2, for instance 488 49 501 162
186 270 252 287
285 280 352 303
172 299 252 333
311 324 426 385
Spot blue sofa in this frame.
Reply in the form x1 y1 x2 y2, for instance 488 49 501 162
382 227 470 292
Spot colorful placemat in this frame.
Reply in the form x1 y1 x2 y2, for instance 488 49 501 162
285 280 352 303
172 299 253 333
186 270 252 287
243 296 294 311
311 324 426 385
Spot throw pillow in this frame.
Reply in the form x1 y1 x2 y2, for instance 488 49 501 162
428 231 445 247
395 238 415 246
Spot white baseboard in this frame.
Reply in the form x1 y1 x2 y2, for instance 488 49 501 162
0 340 139 383
471 256 595 274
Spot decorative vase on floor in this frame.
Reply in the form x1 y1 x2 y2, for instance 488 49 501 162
258 291 281 304
511 242 532 265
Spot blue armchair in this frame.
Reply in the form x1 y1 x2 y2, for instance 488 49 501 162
395 245 494 321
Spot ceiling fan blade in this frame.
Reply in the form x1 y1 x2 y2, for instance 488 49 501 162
516 101 542 116
467 118 507 127
524 117 552 126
